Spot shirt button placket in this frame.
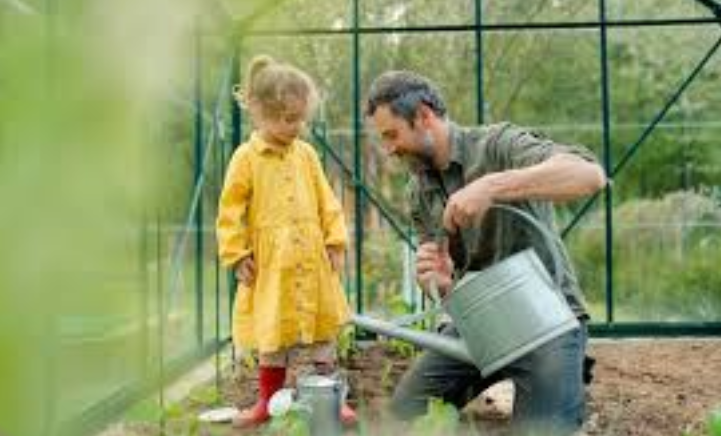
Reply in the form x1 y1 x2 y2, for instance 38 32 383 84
295 280 303 317
284 164 294 209
295 277 305 333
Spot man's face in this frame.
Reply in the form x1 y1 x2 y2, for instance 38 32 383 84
369 105 433 171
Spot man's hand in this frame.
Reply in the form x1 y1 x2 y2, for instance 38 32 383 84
416 241 454 299
234 255 256 286
326 245 345 272
442 176 495 234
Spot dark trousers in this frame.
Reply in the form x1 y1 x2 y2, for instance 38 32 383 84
391 323 588 435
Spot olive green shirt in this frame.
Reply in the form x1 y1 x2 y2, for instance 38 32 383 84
408 122 599 318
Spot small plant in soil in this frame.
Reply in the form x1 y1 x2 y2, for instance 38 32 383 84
410 397 460 436
708 408 721 436
263 409 311 436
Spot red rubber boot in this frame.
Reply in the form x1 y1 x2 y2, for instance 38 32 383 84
232 366 286 428
341 403 358 427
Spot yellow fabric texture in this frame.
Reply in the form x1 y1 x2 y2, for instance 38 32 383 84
216 132 350 353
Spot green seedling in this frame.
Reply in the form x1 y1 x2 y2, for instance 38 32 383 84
264 409 311 436
708 408 721 436
188 386 221 407
241 352 257 370
337 325 359 362
124 398 165 422
380 360 394 392
162 403 186 420
387 337 416 359
386 293 412 318
410 397 460 436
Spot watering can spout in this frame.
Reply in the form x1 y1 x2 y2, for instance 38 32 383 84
351 314 475 365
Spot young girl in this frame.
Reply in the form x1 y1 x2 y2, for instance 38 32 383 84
216 55 356 428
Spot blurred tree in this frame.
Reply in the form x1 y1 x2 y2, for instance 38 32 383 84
235 0 719 209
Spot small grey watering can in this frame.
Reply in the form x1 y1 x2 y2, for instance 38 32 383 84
268 374 345 436
352 205 579 377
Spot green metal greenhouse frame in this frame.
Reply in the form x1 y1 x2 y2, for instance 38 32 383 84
229 0 721 336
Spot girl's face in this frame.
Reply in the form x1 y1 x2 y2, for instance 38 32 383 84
254 96 309 146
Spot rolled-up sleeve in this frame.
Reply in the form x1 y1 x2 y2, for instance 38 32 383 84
487 123 599 170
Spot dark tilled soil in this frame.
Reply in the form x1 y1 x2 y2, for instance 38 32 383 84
105 339 721 435
582 339 721 436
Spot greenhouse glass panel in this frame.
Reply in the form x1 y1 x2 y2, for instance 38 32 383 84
607 0 712 21
361 0 474 27
484 0 596 25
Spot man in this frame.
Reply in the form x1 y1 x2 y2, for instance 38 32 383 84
365 70 606 435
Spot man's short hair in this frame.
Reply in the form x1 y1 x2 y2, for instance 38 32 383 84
365 70 447 124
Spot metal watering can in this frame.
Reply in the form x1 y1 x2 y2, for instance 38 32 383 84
353 205 579 377
268 374 345 436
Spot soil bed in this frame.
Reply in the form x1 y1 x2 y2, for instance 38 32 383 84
106 338 721 435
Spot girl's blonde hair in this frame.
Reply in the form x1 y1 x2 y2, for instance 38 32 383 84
233 55 318 118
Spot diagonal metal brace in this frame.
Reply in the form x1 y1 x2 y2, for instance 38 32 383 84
694 0 721 22
562 34 721 238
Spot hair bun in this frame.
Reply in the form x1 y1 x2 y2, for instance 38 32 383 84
248 55 276 83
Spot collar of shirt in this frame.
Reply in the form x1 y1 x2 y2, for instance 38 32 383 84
447 122 467 167
250 131 296 156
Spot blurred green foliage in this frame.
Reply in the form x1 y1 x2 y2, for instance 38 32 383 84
0 0 200 434
568 191 721 321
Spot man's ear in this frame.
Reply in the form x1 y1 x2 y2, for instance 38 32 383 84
416 104 435 129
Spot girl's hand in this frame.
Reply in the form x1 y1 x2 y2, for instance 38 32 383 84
234 256 256 286
326 245 345 272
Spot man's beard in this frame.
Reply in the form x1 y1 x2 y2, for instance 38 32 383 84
402 130 436 173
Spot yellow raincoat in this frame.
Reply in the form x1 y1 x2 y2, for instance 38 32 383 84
216 132 350 353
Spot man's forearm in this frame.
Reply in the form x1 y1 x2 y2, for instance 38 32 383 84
479 153 606 203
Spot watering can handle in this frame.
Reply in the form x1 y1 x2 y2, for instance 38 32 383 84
490 204 566 290
395 205 564 327
428 265 443 304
